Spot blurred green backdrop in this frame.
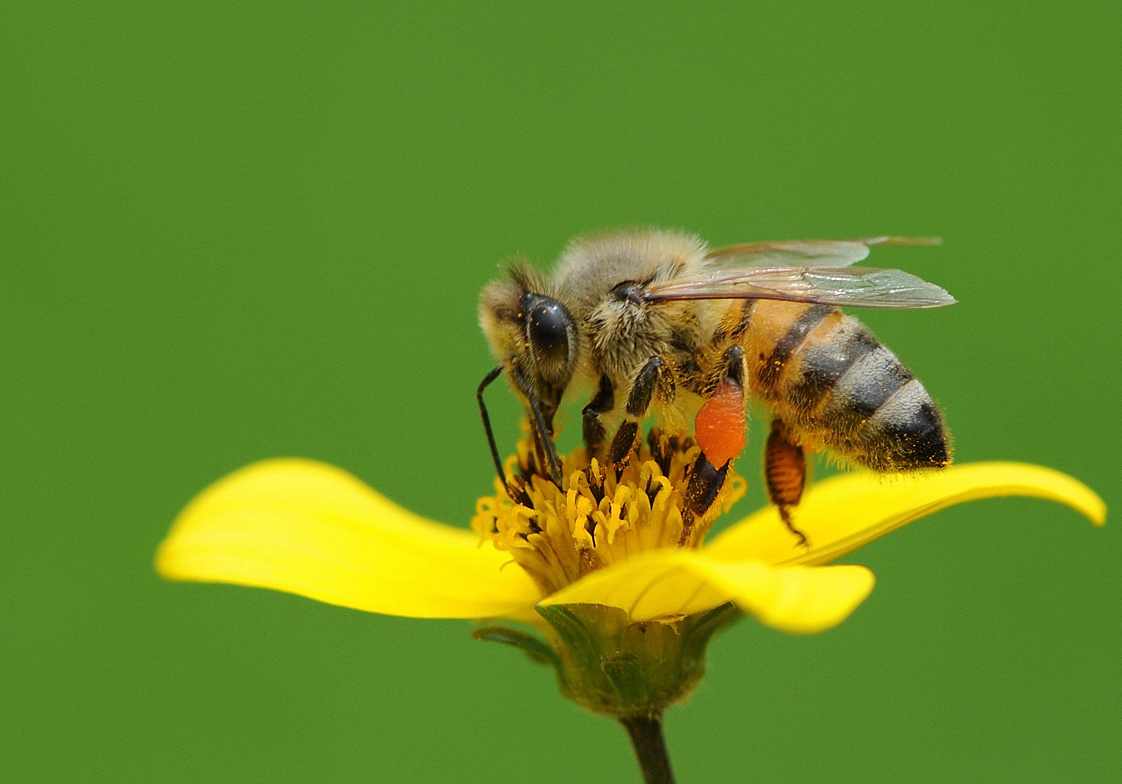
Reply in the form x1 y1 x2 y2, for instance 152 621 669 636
2 3 1119 782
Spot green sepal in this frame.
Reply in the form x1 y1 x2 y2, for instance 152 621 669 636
471 625 560 669
535 602 742 718
681 601 742 663
533 604 604 676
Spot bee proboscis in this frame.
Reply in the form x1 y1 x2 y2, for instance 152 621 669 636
478 229 954 543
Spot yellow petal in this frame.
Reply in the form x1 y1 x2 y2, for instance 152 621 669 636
156 459 541 619
706 462 1106 567
539 549 874 634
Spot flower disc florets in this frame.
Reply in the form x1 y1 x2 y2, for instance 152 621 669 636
471 428 746 597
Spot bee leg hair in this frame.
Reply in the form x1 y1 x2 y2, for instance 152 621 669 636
581 374 615 456
764 418 810 547
607 356 671 470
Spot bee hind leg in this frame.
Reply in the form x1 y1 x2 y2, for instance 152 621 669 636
680 346 747 545
765 418 810 547
607 356 672 470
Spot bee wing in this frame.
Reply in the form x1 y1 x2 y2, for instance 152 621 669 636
645 266 956 309
705 236 941 268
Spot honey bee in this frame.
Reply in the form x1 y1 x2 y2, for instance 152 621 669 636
478 229 954 542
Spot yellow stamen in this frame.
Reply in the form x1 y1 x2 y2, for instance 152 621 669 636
471 432 746 596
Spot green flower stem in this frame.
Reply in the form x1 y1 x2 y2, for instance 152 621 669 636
621 714 675 784
475 603 741 783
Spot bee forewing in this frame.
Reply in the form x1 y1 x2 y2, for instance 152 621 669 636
705 236 941 269
645 266 956 309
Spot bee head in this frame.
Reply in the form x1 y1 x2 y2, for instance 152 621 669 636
479 269 578 411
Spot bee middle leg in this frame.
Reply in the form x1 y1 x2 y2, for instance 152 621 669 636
607 356 672 469
764 418 809 547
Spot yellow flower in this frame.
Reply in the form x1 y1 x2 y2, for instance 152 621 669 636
155 431 1103 780
156 437 1103 639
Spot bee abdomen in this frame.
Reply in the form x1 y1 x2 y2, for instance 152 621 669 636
740 301 950 471
760 308 950 472
852 379 950 470
816 344 950 471
819 346 914 433
755 304 834 391
786 323 880 413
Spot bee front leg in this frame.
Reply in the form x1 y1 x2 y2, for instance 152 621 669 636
764 418 809 547
607 356 671 469
581 374 615 457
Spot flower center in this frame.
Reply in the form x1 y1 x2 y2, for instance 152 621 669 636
471 428 746 596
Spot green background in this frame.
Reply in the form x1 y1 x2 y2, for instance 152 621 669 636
3 4 1119 782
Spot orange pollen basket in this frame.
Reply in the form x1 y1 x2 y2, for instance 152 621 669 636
694 378 746 468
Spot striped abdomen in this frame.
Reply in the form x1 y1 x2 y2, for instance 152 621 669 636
730 299 950 471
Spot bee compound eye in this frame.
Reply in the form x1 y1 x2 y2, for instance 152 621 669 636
524 295 573 375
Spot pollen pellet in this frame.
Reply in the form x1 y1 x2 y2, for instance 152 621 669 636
694 378 746 467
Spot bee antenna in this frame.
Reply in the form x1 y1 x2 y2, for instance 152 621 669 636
477 365 509 491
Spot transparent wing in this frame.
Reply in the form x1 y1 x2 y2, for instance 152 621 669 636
645 266 956 309
705 236 941 269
